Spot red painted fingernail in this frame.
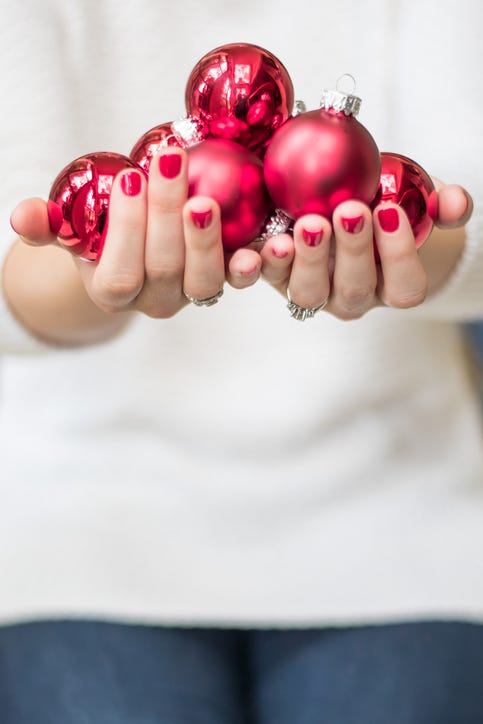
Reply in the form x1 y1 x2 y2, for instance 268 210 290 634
236 265 260 276
47 199 63 234
272 247 289 258
191 209 213 229
302 228 324 247
378 207 399 232
121 172 142 196
159 153 182 179
341 215 364 234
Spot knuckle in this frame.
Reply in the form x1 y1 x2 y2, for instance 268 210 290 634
146 263 182 284
337 284 375 312
150 197 182 215
379 245 412 265
386 285 427 309
93 272 144 305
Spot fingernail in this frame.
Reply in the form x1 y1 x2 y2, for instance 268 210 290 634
159 153 182 179
272 247 289 258
302 228 324 246
191 209 213 229
235 265 260 277
342 215 365 234
378 207 399 232
121 172 142 196
47 199 63 234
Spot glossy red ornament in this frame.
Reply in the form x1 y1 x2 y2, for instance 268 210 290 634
186 138 271 251
372 152 438 248
264 89 381 220
130 121 180 174
49 152 140 260
185 43 294 152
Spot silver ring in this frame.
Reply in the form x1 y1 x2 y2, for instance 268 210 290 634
286 289 328 321
183 288 224 307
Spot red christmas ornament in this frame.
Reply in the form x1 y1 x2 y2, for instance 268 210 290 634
131 124 271 251
186 138 271 251
49 152 140 261
264 80 381 220
130 117 209 172
372 152 438 248
185 43 294 152
130 121 180 173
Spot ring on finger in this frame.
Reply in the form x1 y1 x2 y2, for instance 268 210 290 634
286 288 328 321
183 288 224 307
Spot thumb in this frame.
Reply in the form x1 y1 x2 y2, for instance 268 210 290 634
10 197 60 246
431 178 473 229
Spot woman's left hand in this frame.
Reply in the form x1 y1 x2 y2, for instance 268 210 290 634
248 181 473 320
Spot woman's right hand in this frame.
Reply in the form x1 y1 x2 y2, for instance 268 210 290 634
10 148 263 319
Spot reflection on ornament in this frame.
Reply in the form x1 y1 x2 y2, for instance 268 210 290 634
49 152 140 260
185 43 294 152
372 152 437 248
131 118 209 173
130 122 180 174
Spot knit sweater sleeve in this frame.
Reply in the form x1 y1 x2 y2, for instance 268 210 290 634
387 0 483 323
0 3 84 354
404 189 483 322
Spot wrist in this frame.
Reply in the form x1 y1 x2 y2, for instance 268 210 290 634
418 224 466 298
2 239 132 347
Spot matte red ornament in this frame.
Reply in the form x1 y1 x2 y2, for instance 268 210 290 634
49 152 140 261
186 138 271 251
263 86 381 220
185 43 294 152
372 152 437 248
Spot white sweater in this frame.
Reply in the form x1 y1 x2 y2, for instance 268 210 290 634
1 0 483 628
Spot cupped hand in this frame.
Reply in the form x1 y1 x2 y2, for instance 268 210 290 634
256 181 473 320
10 148 263 318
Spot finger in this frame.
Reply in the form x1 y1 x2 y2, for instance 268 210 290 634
436 184 473 229
226 247 262 289
144 148 187 280
183 196 225 302
258 233 295 293
86 169 146 311
287 214 331 309
330 201 377 319
10 197 59 246
374 203 427 308
132 148 189 316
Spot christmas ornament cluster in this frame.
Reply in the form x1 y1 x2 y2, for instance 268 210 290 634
49 43 438 261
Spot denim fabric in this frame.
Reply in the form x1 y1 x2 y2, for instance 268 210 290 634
466 323 483 367
1 620 483 723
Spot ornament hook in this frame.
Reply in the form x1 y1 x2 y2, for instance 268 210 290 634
336 73 357 95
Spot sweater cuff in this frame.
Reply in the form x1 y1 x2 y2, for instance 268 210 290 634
407 188 483 321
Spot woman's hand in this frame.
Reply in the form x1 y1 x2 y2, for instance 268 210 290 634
10 148 263 321
256 181 473 320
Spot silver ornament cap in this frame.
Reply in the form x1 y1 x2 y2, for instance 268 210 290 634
259 209 292 241
170 116 207 148
320 74 361 117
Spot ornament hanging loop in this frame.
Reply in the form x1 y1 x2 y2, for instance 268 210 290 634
320 73 361 118
336 73 357 95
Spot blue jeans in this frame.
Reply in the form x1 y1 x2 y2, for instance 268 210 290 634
1 620 483 723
